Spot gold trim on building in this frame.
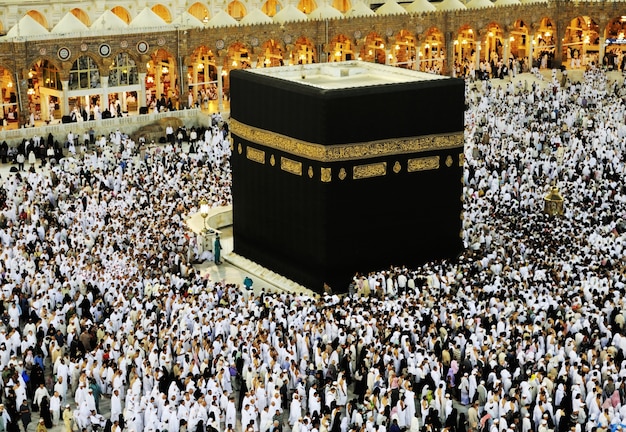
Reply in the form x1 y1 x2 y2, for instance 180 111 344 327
445 155 453 167
338 168 347 180
321 168 332 183
270 154 276 166
459 153 465 167
280 157 303 176
231 119 463 163
408 156 440 172
353 162 387 180
237 143 242 154
393 161 401 173
308 166 314 178
246 147 265 164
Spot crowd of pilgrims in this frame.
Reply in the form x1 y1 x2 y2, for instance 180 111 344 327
0 67 625 432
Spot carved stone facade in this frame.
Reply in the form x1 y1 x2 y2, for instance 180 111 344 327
0 0 625 125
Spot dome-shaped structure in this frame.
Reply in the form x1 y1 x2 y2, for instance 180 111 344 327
273 4 308 23
404 0 437 13
345 1 376 17
5 15 49 37
435 0 466 10
207 10 240 27
308 3 343 19
51 12 89 34
129 8 168 28
466 0 493 8
240 8 273 25
91 10 129 30
376 0 409 15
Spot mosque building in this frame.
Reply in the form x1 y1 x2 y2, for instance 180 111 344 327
0 0 624 126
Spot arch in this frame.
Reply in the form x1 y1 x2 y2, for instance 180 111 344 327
111 6 132 24
509 19 529 66
603 16 626 70
29 59 62 90
26 10 48 29
227 0 248 20
477 22 504 67
262 0 283 17
151 4 173 23
26 59 62 122
187 46 219 107
297 0 317 14
69 55 102 91
222 42 251 96
360 32 386 64
328 34 355 62
258 39 284 67
291 36 317 64
188 2 211 23
106 52 140 114
391 29 417 69
531 17 556 68
190 45 217 79
146 49 178 109
453 25 476 76
606 16 626 40
0 66 18 123
420 27 445 74
109 52 139 87
225 42 251 69
70 8 91 26
332 0 351 13
562 16 599 69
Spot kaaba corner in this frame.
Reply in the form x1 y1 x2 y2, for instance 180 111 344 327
229 61 465 293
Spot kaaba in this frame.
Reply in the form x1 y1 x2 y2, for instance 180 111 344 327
229 61 464 293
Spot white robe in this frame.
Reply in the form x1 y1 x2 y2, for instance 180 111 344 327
110 393 122 422
289 397 302 425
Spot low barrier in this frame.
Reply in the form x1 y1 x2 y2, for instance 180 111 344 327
0 108 211 147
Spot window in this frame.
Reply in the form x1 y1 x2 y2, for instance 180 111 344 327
40 60 62 90
69 56 101 90
109 53 138 87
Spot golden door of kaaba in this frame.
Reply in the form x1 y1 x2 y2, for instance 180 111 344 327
230 62 464 293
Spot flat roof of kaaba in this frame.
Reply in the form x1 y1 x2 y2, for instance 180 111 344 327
230 61 464 145
245 61 447 90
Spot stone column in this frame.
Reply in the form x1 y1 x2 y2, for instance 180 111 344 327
503 32 510 63
40 92 50 122
553 21 566 69
155 67 162 100
445 31 454 76
61 80 70 115
138 72 147 109
485 36 490 63
599 36 606 67
217 66 224 112
16 71 30 126
416 43 421 70
101 76 109 113
192 64 199 102
178 58 188 109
